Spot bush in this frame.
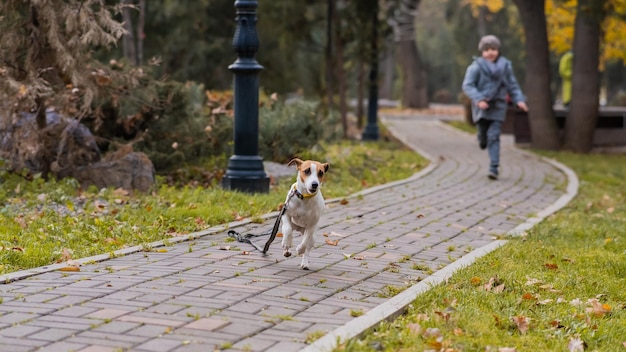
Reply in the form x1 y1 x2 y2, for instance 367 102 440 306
258 99 326 162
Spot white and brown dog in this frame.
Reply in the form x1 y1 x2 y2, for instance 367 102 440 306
281 158 329 270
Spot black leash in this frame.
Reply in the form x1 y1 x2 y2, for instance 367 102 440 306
227 189 295 255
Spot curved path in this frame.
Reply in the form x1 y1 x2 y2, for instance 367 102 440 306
0 114 576 352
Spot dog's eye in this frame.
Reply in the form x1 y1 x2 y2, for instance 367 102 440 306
304 168 311 175
318 170 324 178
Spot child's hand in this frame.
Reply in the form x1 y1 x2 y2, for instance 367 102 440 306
517 101 528 112
477 100 489 110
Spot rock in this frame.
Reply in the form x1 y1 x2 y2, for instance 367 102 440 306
69 151 155 193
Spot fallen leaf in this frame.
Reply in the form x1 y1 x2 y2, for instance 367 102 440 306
470 277 481 285
511 315 530 334
342 252 352 259
570 298 584 306
544 263 559 270
407 323 422 335
586 299 611 317
156 249 168 253
567 337 585 352
434 311 450 322
219 246 231 250
340 199 349 205
416 214 425 218
498 348 517 352
521 293 536 300
59 266 80 272
537 299 554 305
526 277 543 285
325 239 339 246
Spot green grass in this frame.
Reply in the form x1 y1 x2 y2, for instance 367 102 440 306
0 139 426 275
335 149 626 351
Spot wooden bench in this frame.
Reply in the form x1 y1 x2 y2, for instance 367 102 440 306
511 106 626 147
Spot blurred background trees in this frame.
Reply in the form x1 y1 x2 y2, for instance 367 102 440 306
1 0 626 188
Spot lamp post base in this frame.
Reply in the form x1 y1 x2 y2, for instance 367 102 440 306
362 123 379 141
222 155 269 193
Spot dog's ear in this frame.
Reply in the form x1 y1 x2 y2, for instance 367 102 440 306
288 158 304 168
323 163 329 172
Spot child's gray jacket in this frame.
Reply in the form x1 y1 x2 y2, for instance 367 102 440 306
462 56 526 123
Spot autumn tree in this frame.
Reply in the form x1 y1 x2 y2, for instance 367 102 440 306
563 0 607 152
512 0 560 150
388 0 429 109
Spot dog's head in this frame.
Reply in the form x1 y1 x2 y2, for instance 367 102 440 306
288 158 330 195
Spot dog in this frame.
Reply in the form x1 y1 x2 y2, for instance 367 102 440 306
281 158 329 270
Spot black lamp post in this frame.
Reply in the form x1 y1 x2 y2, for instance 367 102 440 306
222 0 269 193
362 1 379 141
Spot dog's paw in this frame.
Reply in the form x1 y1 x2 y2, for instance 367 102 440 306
283 250 292 257
300 257 309 270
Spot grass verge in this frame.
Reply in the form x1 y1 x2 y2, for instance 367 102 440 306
0 139 427 275
336 141 626 351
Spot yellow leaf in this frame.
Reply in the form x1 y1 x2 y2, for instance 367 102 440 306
325 239 339 246
59 267 80 272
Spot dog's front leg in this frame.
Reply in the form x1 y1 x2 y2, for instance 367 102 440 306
281 215 293 257
297 228 315 270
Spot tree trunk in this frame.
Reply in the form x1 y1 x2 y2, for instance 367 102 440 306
333 6 348 138
512 0 560 150
357 57 365 129
379 35 395 100
563 0 605 152
326 0 335 110
392 0 428 108
137 0 145 65
477 6 487 37
121 0 138 65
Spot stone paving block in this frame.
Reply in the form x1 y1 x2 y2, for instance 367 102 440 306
36 341 87 352
54 306 97 318
85 308 131 320
182 317 230 331
124 323 173 338
88 297 154 309
44 294 94 307
0 312 39 325
0 336 48 351
133 337 183 352
146 303 188 315
27 327 80 341
0 302 57 315
231 336 277 352
265 341 308 352
28 316 95 331
0 324 44 337
116 313 190 327
91 321 141 334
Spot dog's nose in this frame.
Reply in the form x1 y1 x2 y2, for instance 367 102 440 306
311 182 318 190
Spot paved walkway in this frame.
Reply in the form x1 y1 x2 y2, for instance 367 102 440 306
0 113 576 352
